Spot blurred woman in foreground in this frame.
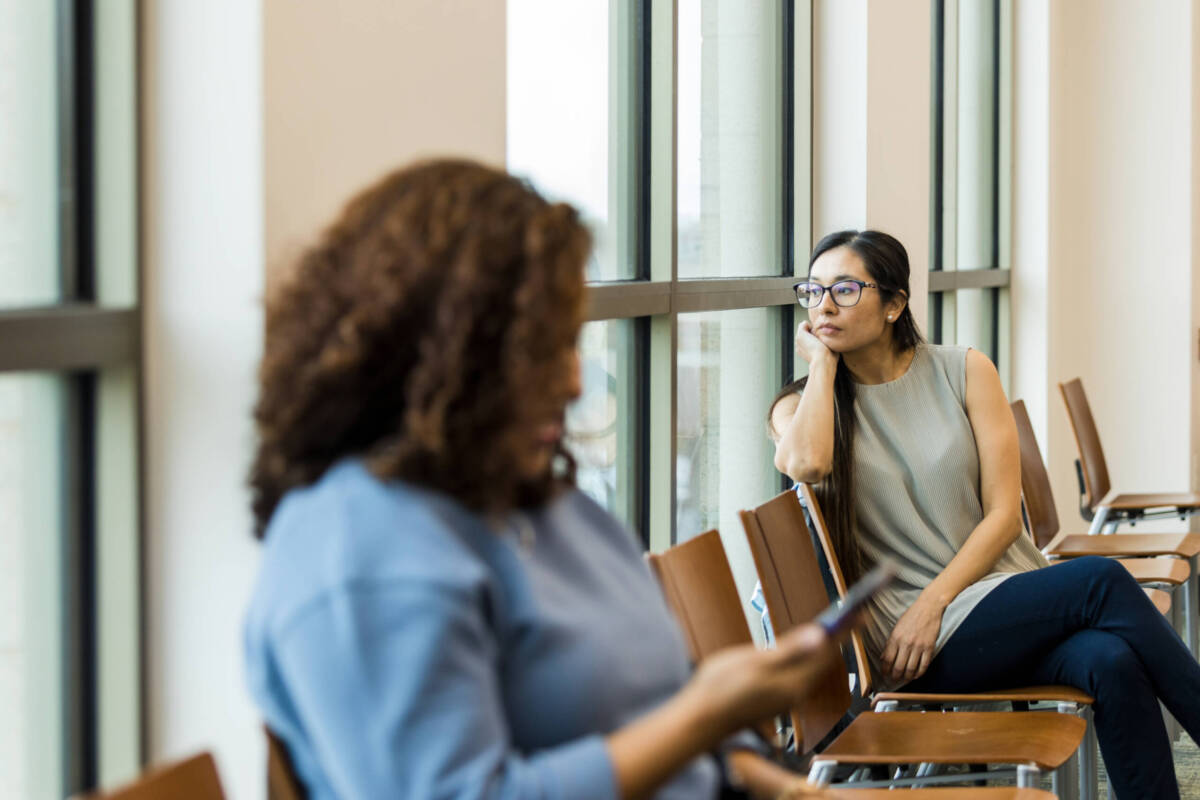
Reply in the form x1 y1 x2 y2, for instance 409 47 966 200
243 159 841 799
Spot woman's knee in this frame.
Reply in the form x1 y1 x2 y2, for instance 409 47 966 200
1074 555 1126 579
1085 638 1149 691
1071 555 1140 592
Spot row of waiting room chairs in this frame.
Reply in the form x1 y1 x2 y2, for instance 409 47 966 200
652 491 1081 798
84 380 1200 799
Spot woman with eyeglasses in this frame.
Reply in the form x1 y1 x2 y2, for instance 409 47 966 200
768 229 1200 800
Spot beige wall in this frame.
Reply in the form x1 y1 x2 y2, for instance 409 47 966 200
865 0 931 329
264 0 506 277
1014 0 1196 533
144 3 506 798
814 0 931 329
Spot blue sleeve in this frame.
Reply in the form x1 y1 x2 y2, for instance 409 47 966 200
272 580 618 799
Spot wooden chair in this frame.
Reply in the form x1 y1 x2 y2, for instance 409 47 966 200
725 750 1054 799
1013 399 1195 650
742 488 1094 797
821 791 1055 799
87 753 225 800
1059 378 1200 534
646 531 832 748
650 529 1083 793
266 727 307 800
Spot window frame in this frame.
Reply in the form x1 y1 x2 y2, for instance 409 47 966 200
0 0 144 792
576 0 813 550
928 0 1013 384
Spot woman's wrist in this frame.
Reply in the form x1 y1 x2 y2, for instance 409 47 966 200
918 585 953 611
808 352 838 375
674 677 733 748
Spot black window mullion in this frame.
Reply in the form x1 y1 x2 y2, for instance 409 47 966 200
930 0 946 344
637 0 652 283
61 371 98 794
73 0 96 302
781 1 796 494
782 0 795 281
989 0 1001 366
633 317 651 548
56 0 100 792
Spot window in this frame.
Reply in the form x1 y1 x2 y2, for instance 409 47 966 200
510 0 812 634
0 1 141 795
930 0 1012 383
568 318 642 527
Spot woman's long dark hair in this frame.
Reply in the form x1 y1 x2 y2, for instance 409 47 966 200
769 230 924 581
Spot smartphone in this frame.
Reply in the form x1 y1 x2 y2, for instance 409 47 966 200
814 560 896 636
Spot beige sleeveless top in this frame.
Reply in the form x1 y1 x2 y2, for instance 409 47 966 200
852 344 1047 688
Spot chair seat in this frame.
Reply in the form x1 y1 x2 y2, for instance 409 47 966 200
1116 557 1192 585
825 789 1057 799
819 710 1085 769
1146 587 1172 616
873 685 1093 708
1102 491 1200 511
1045 532 1200 558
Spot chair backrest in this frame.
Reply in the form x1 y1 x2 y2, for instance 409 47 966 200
1059 378 1111 517
91 753 225 800
739 490 853 750
266 728 308 800
795 483 877 697
1011 399 1061 549
646 530 754 663
647 530 781 745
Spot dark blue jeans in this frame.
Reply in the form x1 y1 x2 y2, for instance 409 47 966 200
903 556 1200 800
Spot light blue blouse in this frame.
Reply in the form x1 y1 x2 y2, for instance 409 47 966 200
244 460 719 799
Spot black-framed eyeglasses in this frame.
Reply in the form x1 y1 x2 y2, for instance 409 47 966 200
792 279 883 309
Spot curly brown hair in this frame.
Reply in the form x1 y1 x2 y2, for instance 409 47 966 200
249 159 591 537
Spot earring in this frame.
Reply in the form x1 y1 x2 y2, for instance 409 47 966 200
887 315 893 322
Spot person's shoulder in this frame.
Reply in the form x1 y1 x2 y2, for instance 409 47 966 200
246 460 491 641
549 488 643 553
921 342 971 367
915 343 972 402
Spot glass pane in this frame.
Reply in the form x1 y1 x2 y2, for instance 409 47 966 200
0 3 61 307
566 319 639 531
677 0 783 279
953 287 997 362
506 0 638 281
0 374 65 799
95 0 139 307
97 367 140 785
928 292 946 345
954 0 997 271
676 308 781 634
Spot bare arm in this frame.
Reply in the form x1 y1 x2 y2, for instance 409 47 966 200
772 322 839 483
608 625 838 799
880 349 1024 683
725 750 818 799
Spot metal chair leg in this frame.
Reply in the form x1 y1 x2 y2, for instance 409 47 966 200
1088 506 1110 535
1188 555 1199 658
807 760 836 788
1078 706 1098 800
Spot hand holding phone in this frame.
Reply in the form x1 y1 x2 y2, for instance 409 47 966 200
813 560 896 637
